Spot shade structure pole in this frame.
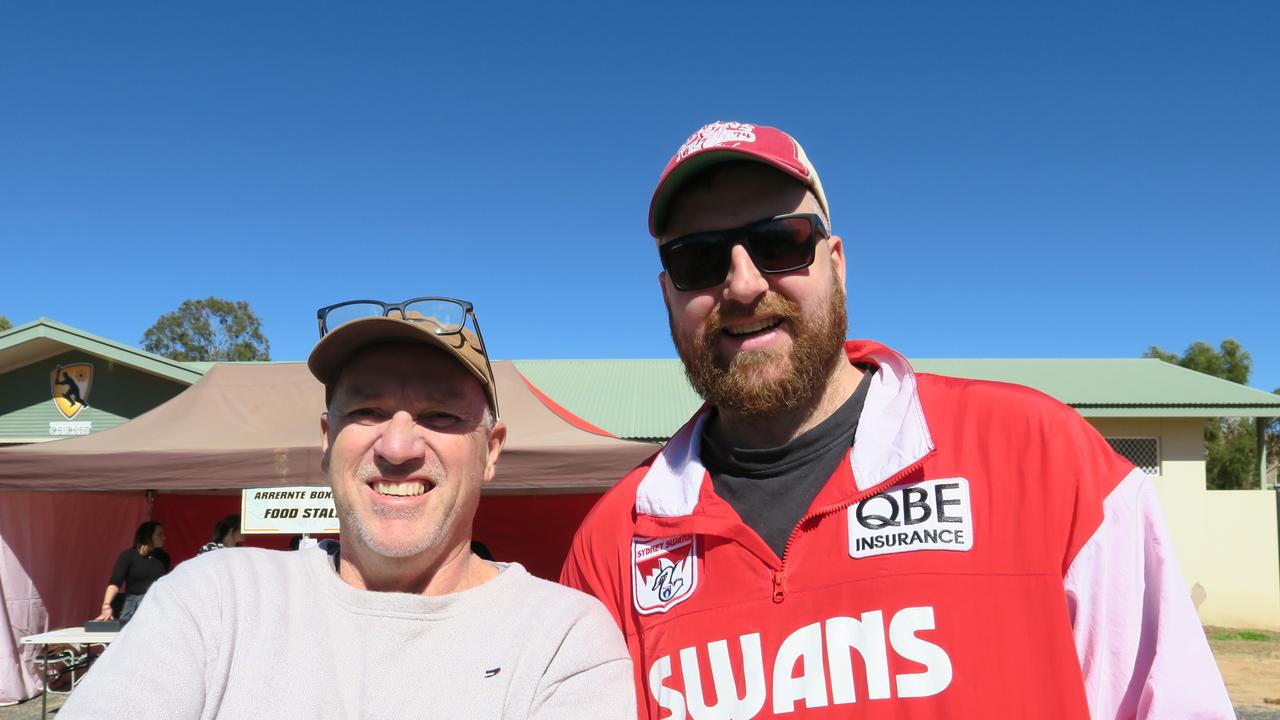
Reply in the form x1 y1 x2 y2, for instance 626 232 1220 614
1260 417 1269 490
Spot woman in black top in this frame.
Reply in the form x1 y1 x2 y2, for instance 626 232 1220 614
93 521 170 624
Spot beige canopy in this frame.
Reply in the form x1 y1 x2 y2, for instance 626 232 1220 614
0 362 657 493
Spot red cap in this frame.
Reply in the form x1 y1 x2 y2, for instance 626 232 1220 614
648 121 830 237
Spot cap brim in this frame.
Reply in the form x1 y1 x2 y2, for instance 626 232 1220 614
648 148 812 237
307 316 494 408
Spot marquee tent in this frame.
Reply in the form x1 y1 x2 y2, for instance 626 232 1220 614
0 361 657 704
0 361 658 492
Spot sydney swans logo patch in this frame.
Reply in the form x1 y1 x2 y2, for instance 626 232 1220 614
50 363 93 419
848 478 974 558
632 535 699 615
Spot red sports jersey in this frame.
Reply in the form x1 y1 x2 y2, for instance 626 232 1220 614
562 340 1232 719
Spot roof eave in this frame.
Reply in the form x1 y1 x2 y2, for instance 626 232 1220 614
1072 404 1280 418
0 318 205 385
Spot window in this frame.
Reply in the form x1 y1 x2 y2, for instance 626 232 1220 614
1106 437 1160 476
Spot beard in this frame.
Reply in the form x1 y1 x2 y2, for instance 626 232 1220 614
670 274 848 417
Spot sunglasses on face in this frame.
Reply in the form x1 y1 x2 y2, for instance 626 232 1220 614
658 213 829 292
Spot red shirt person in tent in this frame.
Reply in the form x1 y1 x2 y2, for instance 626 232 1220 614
561 121 1233 719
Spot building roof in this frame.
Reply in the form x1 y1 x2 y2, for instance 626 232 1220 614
5 319 1277 443
516 360 701 441
0 318 204 384
0 361 656 493
514 357 1280 440
912 359 1280 416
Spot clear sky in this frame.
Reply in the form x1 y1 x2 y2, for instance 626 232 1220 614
3 3 1277 393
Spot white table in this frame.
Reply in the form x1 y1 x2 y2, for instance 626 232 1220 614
19 627 120 718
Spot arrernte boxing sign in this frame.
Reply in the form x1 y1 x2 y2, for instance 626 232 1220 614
241 486 340 534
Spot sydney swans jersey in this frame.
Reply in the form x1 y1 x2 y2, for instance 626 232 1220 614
561 341 1232 719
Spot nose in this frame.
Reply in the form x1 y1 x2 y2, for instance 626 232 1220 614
373 411 426 466
722 244 768 304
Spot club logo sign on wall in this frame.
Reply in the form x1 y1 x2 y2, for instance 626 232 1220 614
51 363 93 419
48 363 94 436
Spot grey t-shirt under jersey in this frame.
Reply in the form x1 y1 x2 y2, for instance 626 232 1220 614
704 367 875 559
61 547 635 720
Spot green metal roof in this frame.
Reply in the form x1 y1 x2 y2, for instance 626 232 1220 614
0 318 205 385
912 359 1280 416
4 319 1277 442
515 360 701 441
515 357 1280 440
180 361 218 373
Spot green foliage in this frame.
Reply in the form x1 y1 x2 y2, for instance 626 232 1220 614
142 298 271 362
1145 339 1276 490
1145 339 1251 386
1209 630 1274 642
0 315 11 332
1205 420 1263 490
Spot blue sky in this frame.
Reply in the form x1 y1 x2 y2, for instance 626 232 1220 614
3 3 1278 393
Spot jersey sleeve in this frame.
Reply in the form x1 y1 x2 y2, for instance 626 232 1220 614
1060 415 1233 718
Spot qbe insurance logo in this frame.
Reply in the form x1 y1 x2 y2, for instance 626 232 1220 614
848 478 974 558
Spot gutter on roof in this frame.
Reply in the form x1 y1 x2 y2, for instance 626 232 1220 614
1071 403 1280 409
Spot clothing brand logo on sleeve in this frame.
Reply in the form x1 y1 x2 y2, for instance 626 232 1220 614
848 478 974 558
632 534 699 615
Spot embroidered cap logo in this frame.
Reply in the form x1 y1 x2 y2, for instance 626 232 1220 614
675 121 758 161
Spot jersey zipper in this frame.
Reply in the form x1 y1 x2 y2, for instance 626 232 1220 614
770 450 934 603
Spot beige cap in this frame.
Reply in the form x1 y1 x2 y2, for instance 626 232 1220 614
307 315 496 412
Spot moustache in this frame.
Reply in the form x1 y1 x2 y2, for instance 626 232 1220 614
700 293 803 339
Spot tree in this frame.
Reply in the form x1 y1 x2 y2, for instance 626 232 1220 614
1145 339 1277 490
1145 339 1251 387
142 298 271 362
0 316 11 332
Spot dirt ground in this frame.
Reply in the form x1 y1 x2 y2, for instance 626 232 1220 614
2 629 1276 718
1208 627 1280 716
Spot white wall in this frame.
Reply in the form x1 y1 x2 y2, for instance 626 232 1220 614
1088 417 1280 630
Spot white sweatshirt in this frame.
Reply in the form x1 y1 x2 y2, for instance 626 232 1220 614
61 547 635 719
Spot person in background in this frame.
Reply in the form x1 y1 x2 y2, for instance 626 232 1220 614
94 521 169 624
198 514 243 554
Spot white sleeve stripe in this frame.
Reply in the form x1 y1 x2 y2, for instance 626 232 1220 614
1064 467 1233 718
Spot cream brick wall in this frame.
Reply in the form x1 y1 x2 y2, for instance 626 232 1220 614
1088 417 1280 630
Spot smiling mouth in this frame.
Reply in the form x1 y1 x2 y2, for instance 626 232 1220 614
370 480 430 497
722 317 784 337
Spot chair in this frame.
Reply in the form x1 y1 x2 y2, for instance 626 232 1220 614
32 643 100 694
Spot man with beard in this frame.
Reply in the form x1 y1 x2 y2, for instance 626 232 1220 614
63 301 634 719
561 121 1231 719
